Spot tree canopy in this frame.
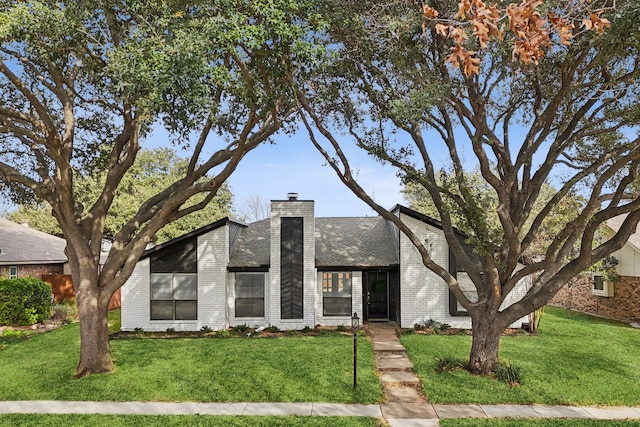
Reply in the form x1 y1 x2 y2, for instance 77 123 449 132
0 0 325 376
297 0 640 372
7 148 233 243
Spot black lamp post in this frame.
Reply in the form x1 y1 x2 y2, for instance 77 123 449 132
352 312 359 389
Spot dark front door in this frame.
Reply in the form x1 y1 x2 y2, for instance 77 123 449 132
366 271 389 321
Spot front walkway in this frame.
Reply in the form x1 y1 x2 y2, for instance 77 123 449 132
1 325 640 425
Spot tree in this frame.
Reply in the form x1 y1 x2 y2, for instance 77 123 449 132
0 0 323 376
297 0 640 373
7 148 233 243
234 194 271 222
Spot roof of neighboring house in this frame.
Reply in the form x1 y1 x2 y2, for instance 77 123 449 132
606 214 640 252
0 218 67 265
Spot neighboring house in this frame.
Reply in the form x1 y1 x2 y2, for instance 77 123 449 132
550 215 640 323
121 195 531 331
0 218 68 280
0 218 121 309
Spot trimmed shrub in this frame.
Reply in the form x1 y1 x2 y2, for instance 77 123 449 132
0 278 52 326
494 362 524 386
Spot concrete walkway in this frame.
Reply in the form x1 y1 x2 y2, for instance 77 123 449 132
1 325 640 425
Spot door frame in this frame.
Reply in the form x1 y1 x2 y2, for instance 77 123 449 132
365 270 389 321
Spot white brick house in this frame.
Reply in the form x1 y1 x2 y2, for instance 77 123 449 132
121 195 531 331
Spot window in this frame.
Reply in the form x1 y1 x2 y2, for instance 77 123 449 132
9 266 17 279
322 272 352 316
592 274 614 297
235 272 265 318
150 273 197 320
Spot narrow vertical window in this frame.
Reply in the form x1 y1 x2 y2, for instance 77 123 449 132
281 217 304 319
9 266 17 279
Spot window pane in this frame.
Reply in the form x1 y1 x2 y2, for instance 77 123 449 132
235 298 265 318
150 300 174 320
323 272 352 296
456 272 478 311
236 273 264 298
175 300 197 320
174 274 197 300
150 274 173 300
593 276 604 290
323 297 352 316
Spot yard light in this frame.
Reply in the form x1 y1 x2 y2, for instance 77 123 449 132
352 312 359 389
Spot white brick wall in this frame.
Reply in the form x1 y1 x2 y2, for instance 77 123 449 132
316 270 363 327
121 258 150 331
120 225 230 332
268 200 316 330
398 212 530 329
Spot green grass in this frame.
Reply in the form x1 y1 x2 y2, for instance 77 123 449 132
402 306 640 405
0 415 379 427
440 420 640 427
0 318 381 403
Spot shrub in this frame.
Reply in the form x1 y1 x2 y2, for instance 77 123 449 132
50 302 77 324
494 362 524 386
216 329 230 338
435 356 465 373
166 328 176 334
200 326 212 333
439 323 451 332
134 327 144 335
0 278 52 326
232 324 249 333
301 326 312 333
266 325 280 333
336 324 346 332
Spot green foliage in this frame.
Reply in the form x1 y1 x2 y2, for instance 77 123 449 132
8 148 233 243
50 300 78 324
166 328 176 334
232 324 249 333
266 325 280 333
216 329 230 338
133 328 144 335
434 356 465 373
200 326 212 333
493 362 524 387
336 324 347 332
0 278 52 326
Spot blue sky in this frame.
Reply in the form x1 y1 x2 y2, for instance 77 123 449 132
145 126 406 219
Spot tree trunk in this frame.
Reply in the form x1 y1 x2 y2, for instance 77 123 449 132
74 274 114 378
468 315 504 374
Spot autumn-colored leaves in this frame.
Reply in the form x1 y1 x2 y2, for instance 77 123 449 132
422 0 611 76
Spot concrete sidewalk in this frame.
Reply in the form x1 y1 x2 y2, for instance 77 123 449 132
1 400 640 425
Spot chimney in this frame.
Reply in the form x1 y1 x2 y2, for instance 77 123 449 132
287 192 298 201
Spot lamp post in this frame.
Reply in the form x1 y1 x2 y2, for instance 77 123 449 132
352 312 359 389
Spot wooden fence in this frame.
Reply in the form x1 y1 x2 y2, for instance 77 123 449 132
41 274 121 310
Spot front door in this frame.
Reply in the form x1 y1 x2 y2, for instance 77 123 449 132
366 271 389 321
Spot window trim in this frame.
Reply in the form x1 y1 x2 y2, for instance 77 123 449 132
322 271 353 317
592 274 614 297
150 272 198 321
234 272 266 318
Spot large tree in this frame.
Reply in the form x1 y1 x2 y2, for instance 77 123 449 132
0 0 322 376
297 0 640 373
7 148 233 243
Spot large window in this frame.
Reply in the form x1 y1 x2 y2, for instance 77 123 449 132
150 273 197 320
322 272 352 316
235 272 265 318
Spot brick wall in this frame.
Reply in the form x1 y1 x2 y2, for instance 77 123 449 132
550 275 640 323
0 263 64 279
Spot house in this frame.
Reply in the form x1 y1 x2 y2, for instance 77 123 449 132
0 218 121 309
0 218 68 280
550 215 640 324
121 195 531 331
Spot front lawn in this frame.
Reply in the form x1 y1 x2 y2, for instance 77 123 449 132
402 306 640 405
0 320 381 403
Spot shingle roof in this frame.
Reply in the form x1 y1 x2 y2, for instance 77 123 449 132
0 218 67 265
606 214 640 252
228 216 399 268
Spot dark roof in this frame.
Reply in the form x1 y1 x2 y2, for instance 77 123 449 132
140 217 246 259
0 218 67 265
315 217 398 267
228 216 399 268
